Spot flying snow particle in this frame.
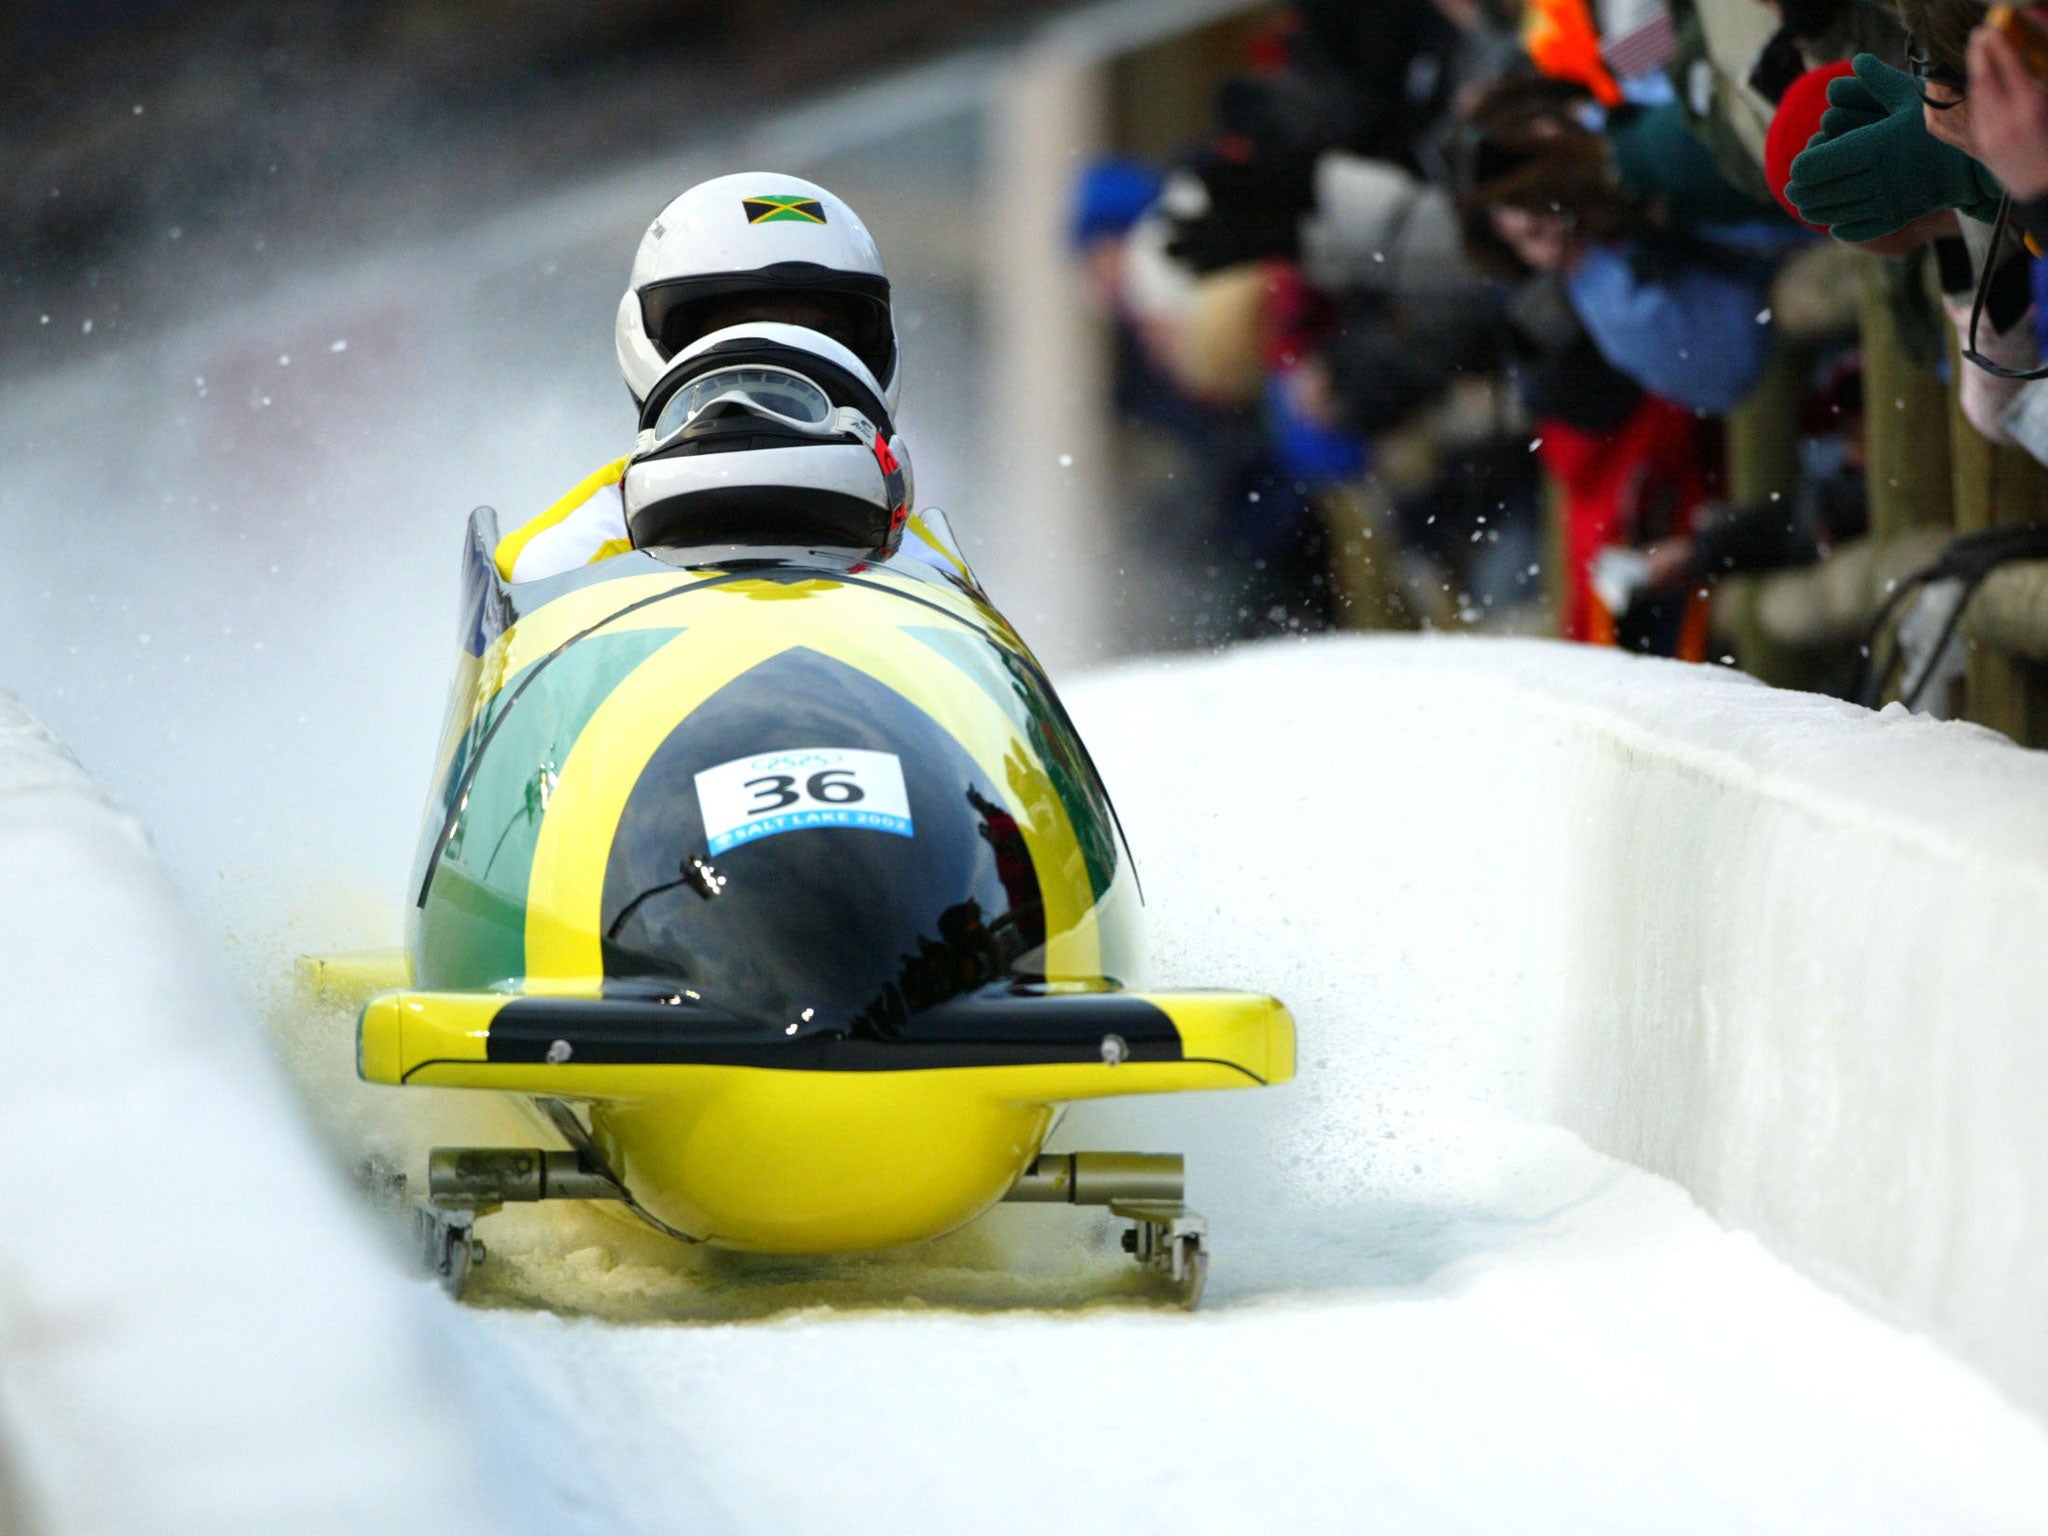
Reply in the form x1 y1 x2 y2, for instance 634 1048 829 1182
329 339 348 353
278 354 290 367
38 315 48 325
1057 453 1073 467
81 318 93 334
1755 308 1771 325
132 104 143 115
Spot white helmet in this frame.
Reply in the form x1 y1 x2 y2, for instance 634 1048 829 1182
615 172 900 416
621 322 914 558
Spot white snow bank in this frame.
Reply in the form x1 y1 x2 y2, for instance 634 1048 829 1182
0 693 499 1536
1066 635 2048 1417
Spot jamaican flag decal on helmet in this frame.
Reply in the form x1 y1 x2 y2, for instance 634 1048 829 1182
617 173 900 416
744 195 827 225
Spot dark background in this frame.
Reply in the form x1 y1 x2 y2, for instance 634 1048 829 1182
0 0 1081 366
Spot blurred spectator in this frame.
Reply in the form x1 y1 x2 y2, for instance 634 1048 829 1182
1096 0 1539 640
1234 0 1506 170
1673 0 1906 203
1072 157 1166 318
1593 354 1868 621
1535 391 1717 651
1793 6 2048 452
1967 6 2048 461
1068 0 2046 670
1458 77 1788 415
1079 157 1340 642
1450 73 1820 651
1968 6 2048 216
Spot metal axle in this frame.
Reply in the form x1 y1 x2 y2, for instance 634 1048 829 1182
426 1147 624 1209
1002 1151 1184 1205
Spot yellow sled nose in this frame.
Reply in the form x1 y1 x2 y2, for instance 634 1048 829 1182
358 986 1292 1251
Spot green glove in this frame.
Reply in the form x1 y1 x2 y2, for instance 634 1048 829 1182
1786 53 2003 242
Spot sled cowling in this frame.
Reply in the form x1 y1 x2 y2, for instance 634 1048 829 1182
358 981 1292 1255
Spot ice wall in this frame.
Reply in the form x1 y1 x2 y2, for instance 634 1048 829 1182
1506 650 2048 1407
1067 635 2048 1418
0 692 500 1536
1515 655 2048 1417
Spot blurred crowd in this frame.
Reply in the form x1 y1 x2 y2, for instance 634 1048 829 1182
1073 0 2048 716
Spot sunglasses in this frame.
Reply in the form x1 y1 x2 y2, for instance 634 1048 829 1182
1906 35 1967 110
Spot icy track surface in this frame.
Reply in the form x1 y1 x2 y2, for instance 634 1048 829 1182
402 643 2048 1536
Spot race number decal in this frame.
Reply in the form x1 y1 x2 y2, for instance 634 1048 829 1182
694 748 913 856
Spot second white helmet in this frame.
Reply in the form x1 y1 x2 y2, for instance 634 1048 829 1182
615 171 900 416
622 322 913 559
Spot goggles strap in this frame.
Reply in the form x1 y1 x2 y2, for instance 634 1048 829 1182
1964 197 2048 383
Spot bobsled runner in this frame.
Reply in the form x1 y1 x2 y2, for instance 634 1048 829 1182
332 508 1294 1305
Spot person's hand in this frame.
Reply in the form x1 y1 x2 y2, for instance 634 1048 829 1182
1591 547 1653 618
1641 537 1696 590
1968 22 2048 200
1787 54 2005 241
1279 356 1341 430
1846 206 1961 255
1812 56 1893 141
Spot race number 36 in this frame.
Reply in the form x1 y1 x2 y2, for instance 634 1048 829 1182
694 748 913 856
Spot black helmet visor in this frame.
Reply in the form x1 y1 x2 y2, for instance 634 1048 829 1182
639 264 895 387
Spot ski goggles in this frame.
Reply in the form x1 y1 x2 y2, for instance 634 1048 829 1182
647 364 858 446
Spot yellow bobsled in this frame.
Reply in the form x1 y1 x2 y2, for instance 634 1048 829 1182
347 508 1294 1303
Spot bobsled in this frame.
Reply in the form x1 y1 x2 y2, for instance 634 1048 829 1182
336 508 1294 1304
